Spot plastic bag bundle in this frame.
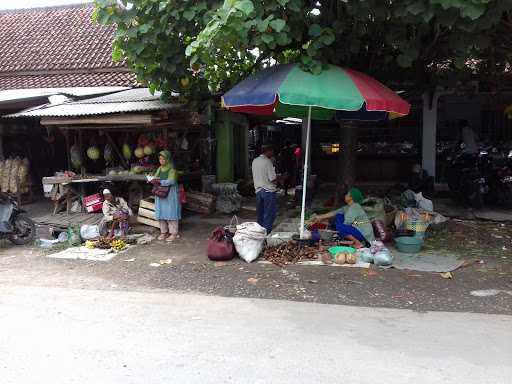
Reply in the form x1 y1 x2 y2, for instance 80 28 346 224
373 249 393 266
233 222 267 263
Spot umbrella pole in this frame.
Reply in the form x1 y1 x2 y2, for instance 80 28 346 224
300 106 312 239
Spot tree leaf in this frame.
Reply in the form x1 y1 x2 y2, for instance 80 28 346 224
269 19 286 32
406 1 425 16
308 24 322 37
234 0 254 15
183 10 195 21
397 54 413 68
262 33 274 44
276 32 291 46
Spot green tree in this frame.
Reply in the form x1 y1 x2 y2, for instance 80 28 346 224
95 0 512 184
94 0 512 100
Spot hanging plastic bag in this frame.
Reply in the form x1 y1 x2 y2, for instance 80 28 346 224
67 225 81 246
233 222 267 263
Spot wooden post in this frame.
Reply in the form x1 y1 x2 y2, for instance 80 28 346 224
63 129 72 170
78 129 85 177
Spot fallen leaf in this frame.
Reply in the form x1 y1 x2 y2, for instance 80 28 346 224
159 259 173 265
149 263 160 267
440 272 453 279
214 261 226 267
123 258 135 262
247 277 258 285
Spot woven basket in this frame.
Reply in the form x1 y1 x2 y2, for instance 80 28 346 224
405 219 429 238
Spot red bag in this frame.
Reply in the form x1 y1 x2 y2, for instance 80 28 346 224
151 184 170 198
372 220 393 243
207 226 235 261
179 184 187 205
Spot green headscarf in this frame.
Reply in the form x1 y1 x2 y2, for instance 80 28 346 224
349 187 364 204
156 150 177 181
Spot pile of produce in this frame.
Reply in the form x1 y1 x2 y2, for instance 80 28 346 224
332 252 357 265
85 237 127 251
111 239 127 251
95 237 113 249
263 241 319 267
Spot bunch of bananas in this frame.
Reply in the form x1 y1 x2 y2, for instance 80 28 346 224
85 240 96 249
111 239 127 251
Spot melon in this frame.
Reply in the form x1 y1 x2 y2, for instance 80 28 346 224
143 145 155 156
87 146 100 161
70 145 82 169
122 144 132 160
134 147 145 159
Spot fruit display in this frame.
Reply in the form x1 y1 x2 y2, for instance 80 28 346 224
143 145 155 156
111 239 127 251
134 147 145 159
70 144 82 170
85 240 96 249
333 252 357 265
95 237 112 249
122 143 132 160
87 146 101 160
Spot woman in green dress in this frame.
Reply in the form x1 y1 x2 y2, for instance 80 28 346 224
152 150 181 241
311 188 375 248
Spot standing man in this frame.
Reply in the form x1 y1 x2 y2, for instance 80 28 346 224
252 144 278 234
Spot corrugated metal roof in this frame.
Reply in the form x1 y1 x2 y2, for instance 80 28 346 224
0 86 130 104
4 88 180 118
74 88 163 104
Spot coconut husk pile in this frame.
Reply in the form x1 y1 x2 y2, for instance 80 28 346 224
263 241 320 267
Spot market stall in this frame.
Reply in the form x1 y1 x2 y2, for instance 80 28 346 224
6 89 205 227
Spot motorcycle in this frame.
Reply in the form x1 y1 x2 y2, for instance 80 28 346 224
491 149 512 208
446 147 490 209
0 192 36 245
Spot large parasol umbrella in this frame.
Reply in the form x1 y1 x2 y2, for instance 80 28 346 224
222 63 410 237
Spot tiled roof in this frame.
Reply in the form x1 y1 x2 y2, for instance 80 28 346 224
0 72 137 90
0 4 136 89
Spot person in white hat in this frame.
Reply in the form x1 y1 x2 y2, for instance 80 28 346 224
99 189 132 237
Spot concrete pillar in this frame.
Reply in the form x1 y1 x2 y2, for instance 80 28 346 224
422 92 440 178
216 111 234 182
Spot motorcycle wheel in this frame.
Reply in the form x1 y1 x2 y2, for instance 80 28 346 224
8 214 36 245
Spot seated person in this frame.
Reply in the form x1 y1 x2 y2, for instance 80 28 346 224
99 189 132 237
310 188 375 248
409 164 434 195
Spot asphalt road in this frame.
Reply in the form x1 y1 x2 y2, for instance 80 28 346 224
1 286 511 384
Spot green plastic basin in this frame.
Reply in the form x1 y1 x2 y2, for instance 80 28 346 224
395 236 424 253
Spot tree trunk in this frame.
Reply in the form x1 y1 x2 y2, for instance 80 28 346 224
336 122 357 205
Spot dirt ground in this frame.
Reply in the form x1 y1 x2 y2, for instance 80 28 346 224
1 211 511 315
